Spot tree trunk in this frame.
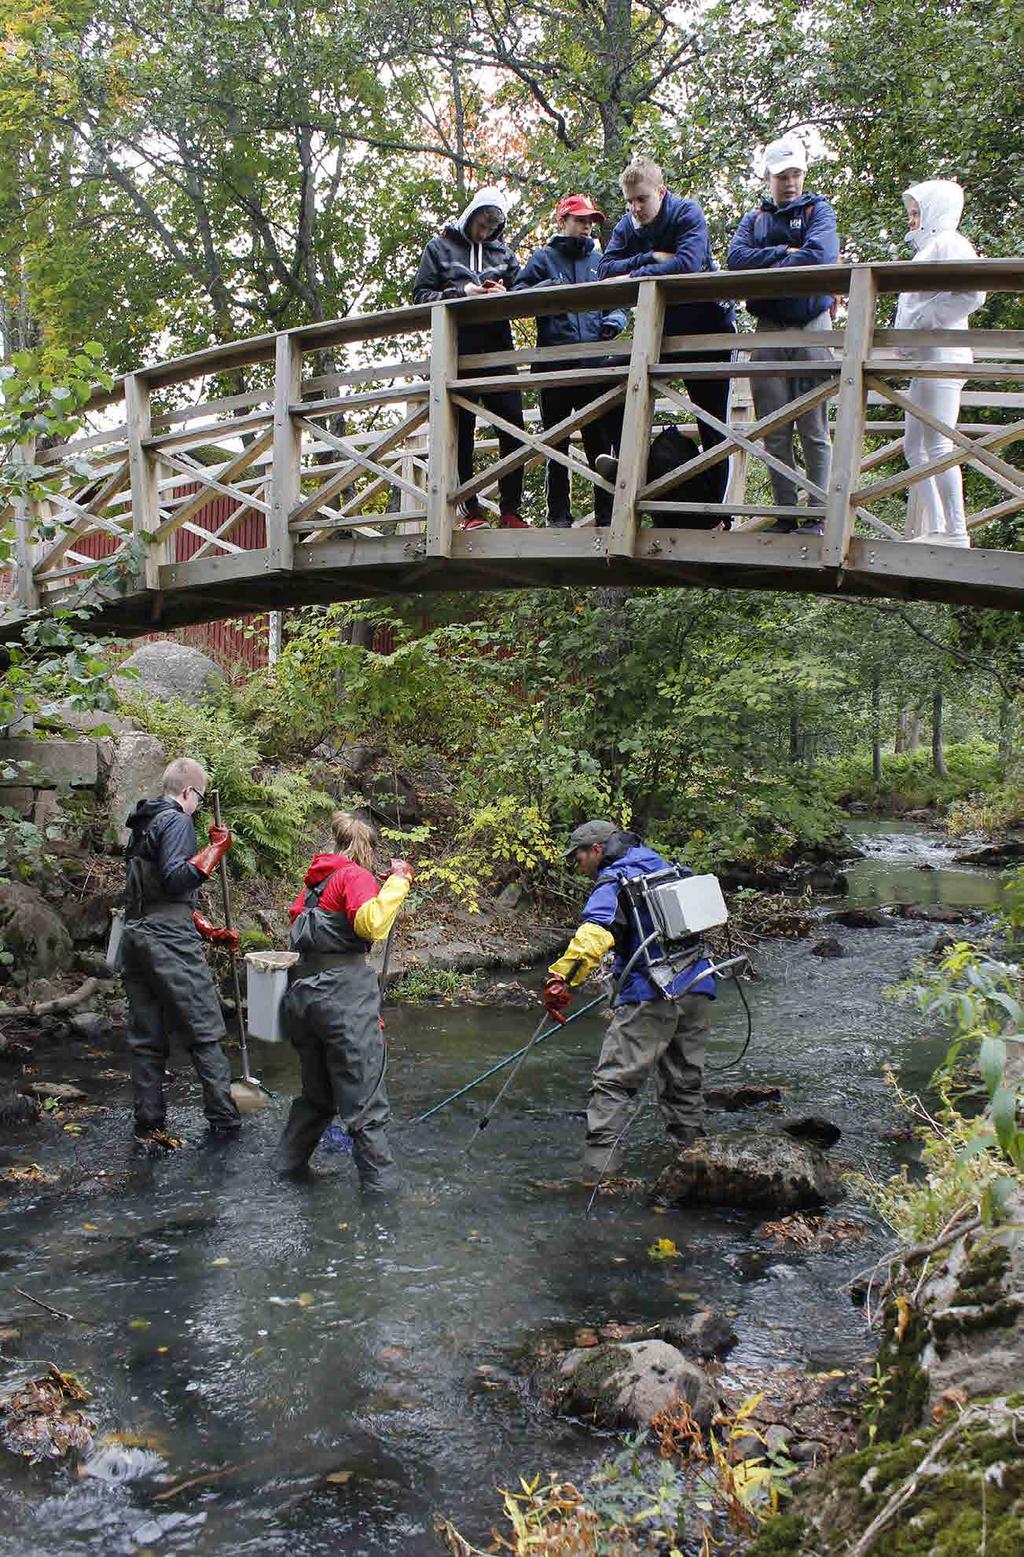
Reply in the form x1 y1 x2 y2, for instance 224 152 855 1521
789 705 800 764
932 688 947 778
998 694 1016 769
871 675 883 783
894 704 909 753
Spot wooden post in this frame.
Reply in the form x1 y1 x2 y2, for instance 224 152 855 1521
399 400 427 535
823 266 877 569
12 438 40 610
426 304 460 557
725 375 752 512
268 332 303 572
125 374 164 590
608 280 664 558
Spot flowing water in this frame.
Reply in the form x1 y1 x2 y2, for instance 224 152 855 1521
0 824 1008 1555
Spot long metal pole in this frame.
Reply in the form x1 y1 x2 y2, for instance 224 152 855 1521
211 789 256 1087
413 993 609 1124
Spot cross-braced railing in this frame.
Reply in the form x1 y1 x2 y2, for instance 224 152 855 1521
6 259 1024 628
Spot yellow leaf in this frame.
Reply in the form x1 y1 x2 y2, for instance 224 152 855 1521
648 1237 680 1261
337 1222 348 1231
211 1258 230 1267
128 1319 150 1331
325 1470 353 1484
156 1346 169 1355
81 1222 98 1231
296 1292 315 1307
63 1123 84 1135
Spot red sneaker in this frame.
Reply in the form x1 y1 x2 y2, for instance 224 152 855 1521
461 516 491 531
498 512 531 529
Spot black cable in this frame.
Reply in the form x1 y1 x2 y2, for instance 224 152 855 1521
705 923 755 1073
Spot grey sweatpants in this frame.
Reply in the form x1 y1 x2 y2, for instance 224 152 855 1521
275 958 397 1190
750 311 834 516
121 915 240 1132
584 993 710 1174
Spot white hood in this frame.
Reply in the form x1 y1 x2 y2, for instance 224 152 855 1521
904 179 964 250
454 186 509 275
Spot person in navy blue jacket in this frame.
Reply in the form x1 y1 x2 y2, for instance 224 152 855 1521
544 820 714 1175
516 194 628 526
598 158 736 506
727 135 839 531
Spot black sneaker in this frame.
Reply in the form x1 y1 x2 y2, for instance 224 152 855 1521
594 454 618 481
547 514 575 529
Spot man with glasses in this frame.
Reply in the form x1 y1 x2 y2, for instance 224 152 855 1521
515 194 627 527
120 758 242 1144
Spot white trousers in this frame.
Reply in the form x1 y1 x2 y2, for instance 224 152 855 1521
904 376 967 539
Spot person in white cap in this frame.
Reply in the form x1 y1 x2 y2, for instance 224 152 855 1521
727 135 839 532
895 180 985 547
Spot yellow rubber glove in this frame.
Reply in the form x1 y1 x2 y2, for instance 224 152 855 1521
353 873 411 943
548 922 615 986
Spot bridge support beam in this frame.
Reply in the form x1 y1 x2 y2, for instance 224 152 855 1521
126 374 165 591
426 304 460 558
609 280 665 558
824 266 877 570
12 439 40 611
268 333 302 572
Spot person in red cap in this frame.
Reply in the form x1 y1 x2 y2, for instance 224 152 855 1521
515 195 627 527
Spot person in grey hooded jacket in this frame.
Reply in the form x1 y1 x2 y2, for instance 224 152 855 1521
895 179 984 547
412 186 528 529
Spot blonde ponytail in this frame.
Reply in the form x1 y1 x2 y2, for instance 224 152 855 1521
330 810 377 871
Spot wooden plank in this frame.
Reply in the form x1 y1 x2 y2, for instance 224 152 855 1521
967 494 1024 528
145 409 274 454
854 384 1024 504
650 359 839 378
823 267 877 569
287 383 429 417
268 333 303 571
289 404 429 528
641 379 835 501
11 441 40 609
161 450 272 514
875 328 1024 354
864 360 1024 379
662 329 843 355
37 422 129 465
153 387 273 429
658 379 829 506
300 358 430 394
32 458 132 576
293 417 424 507
638 502 825 517
448 385 624 503
426 304 460 558
609 280 665 558
459 338 633 371
125 374 164 590
454 365 623 394
151 430 273 543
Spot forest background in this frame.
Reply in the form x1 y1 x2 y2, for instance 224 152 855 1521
1 0 1022 889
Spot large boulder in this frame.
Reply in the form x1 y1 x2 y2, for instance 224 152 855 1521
0 882 74 985
103 732 167 846
553 1339 714 1429
115 640 223 707
652 1129 845 1214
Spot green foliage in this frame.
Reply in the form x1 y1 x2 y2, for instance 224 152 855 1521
0 806 51 886
822 742 1001 814
388 965 469 1003
120 691 331 875
947 773 1024 838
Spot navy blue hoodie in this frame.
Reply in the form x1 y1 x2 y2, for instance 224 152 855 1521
515 234 627 349
598 192 735 336
125 797 203 905
726 194 839 324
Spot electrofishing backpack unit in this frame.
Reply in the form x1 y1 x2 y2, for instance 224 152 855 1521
616 866 729 996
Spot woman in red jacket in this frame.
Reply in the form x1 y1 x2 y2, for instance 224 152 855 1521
275 811 412 1191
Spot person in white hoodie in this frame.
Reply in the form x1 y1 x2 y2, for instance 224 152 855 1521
894 179 985 547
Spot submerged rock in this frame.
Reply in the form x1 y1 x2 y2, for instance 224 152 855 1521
781 1115 842 1148
553 1339 714 1430
647 1308 738 1361
810 937 845 959
827 907 887 929
652 1130 845 1213
704 1083 784 1111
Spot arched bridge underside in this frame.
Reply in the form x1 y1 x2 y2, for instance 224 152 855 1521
6 260 1024 638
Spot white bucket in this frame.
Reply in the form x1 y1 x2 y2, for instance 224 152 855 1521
245 950 299 1043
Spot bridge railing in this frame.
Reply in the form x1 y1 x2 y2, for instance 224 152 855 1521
7 258 1024 615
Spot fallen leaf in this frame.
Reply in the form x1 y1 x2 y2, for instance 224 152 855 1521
63 1124 84 1136
128 1319 151 1331
378 1346 408 1361
210 1258 230 1267
894 1295 913 1345
81 1223 98 1232
648 1237 680 1261
337 1222 349 1231
325 1470 353 1484
156 1347 169 1356
296 1293 315 1308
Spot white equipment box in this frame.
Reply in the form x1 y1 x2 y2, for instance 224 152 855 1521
245 950 299 1043
650 873 728 938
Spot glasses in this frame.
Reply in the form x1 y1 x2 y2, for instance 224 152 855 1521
189 787 207 809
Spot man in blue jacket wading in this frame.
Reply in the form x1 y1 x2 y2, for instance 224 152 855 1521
598 158 736 506
544 820 715 1176
516 194 627 527
727 136 839 532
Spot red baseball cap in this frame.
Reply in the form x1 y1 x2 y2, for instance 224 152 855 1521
556 194 606 222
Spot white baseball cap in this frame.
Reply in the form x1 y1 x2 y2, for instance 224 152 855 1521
763 136 808 176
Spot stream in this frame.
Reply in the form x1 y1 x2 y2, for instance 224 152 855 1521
0 823 1009 1555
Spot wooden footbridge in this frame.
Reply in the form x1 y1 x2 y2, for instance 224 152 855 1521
5 259 1024 636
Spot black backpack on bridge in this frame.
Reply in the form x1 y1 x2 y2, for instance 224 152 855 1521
645 426 731 530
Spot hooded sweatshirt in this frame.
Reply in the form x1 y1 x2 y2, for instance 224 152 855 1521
893 180 984 360
288 852 410 945
515 233 628 350
597 191 735 335
726 193 839 324
124 796 204 911
412 187 520 352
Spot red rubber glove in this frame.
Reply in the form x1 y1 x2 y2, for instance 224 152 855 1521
389 858 414 883
192 910 240 952
543 973 572 1025
190 824 233 878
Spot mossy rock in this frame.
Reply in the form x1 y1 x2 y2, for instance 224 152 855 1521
860 1297 930 1446
238 928 273 953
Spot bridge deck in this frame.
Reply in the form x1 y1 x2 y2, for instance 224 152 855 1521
4 259 1024 636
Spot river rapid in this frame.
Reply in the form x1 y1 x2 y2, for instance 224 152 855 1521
0 824 1008 1555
